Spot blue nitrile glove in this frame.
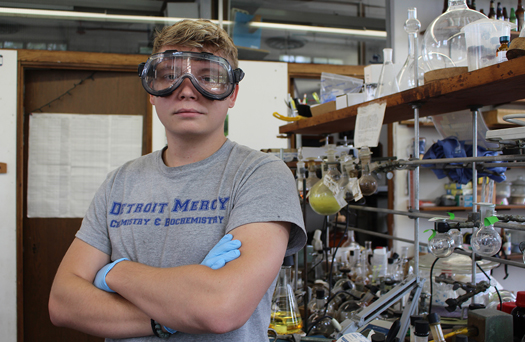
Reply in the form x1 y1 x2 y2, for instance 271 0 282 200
93 257 129 293
200 234 242 270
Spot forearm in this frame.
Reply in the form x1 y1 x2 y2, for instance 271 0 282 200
106 222 290 334
49 270 152 338
106 262 240 334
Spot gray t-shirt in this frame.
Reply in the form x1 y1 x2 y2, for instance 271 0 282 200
76 139 306 342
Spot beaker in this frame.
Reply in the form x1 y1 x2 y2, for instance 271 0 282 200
269 256 303 335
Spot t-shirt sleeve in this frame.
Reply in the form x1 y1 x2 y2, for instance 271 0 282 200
75 172 114 256
225 156 306 256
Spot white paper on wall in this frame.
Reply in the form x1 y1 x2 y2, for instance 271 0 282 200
27 113 143 218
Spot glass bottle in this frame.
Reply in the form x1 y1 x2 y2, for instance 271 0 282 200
472 203 502 257
410 315 425 342
309 146 345 216
471 0 477 10
396 8 423 92
428 313 446 342
503 6 509 20
269 256 303 335
376 48 396 98
497 2 503 19
517 0 525 32
421 0 487 71
358 147 378 196
497 36 510 63
414 320 430 342
489 0 497 18
400 246 414 278
511 8 518 30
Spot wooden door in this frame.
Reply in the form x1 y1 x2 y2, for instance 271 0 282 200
21 65 151 341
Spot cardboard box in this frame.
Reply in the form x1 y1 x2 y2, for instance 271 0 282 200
310 94 348 117
483 109 525 126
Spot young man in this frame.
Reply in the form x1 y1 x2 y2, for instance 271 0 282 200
48 19 306 341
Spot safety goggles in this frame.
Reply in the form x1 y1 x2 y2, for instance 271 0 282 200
138 50 244 100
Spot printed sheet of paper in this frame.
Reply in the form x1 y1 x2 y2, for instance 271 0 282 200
354 100 387 148
27 113 143 218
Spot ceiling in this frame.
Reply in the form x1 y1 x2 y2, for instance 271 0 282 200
0 0 387 64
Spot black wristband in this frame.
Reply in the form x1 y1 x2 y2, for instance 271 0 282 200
151 319 171 339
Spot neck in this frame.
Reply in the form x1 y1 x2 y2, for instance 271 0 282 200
447 0 468 10
163 132 227 167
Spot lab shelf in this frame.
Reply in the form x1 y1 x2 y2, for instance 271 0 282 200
279 57 525 135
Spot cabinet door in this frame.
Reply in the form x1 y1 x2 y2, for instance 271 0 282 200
22 68 150 342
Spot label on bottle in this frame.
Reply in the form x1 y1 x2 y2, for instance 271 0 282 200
497 50 508 63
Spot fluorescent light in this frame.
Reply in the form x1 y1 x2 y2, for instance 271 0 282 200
0 7 233 25
0 7 386 39
249 22 387 39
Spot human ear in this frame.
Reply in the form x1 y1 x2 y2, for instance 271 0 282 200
228 85 240 108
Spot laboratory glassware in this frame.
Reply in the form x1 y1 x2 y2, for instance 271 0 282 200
376 48 397 98
421 0 487 71
396 8 423 92
309 146 345 215
428 221 455 258
358 147 378 196
269 256 303 335
471 203 502 257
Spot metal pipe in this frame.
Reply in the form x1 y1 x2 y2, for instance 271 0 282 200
453 248 525 269
413 103 421 279
345 204 468 221
472 108 479 286
399 154 525 165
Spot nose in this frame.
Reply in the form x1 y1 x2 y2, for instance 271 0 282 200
175 77 198 99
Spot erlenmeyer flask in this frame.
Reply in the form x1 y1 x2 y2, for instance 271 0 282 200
376 48 396 98
396 8 423 91
269 256 303 335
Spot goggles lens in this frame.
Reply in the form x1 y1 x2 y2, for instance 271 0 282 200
139 50 244 100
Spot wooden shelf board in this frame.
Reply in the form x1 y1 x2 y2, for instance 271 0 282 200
280 57 525 135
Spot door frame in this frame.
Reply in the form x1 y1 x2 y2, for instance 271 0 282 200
15 49 152 342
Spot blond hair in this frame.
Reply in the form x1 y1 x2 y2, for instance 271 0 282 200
152 19 239 68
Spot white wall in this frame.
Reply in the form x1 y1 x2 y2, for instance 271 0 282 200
0 49 18 342
227 60 289 151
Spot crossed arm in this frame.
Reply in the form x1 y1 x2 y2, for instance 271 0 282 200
49 221 291 338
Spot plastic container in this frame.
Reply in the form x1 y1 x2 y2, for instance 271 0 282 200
319 72 363 104
461 18 516 71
